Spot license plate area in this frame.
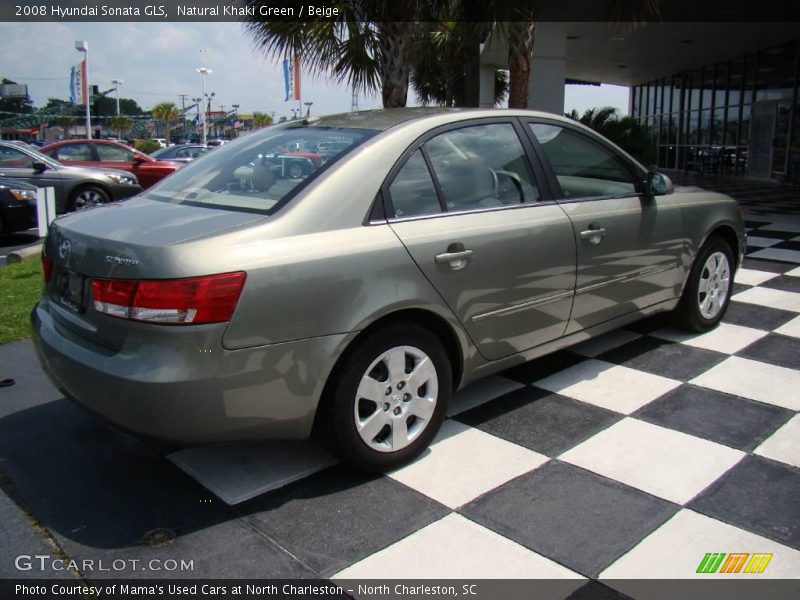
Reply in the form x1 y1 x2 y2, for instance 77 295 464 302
54 266 86 313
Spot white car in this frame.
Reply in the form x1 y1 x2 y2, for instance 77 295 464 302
152 138 168 148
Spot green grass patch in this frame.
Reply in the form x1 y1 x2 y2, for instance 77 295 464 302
0 259 43 344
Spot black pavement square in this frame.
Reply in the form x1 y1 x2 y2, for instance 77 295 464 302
722 301 796 331
761 274 800 294
501 350 584 384
689 456 800 550
745 229 796 241
461 461 678 578
633 385 793 452
623 313 673 335
239 465 449 576
732 282 751 295
741 258 793 273
597 336 726 382
456 387 622 457
772 240 800 252
736 333 800 371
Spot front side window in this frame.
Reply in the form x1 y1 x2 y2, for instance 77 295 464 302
425 123 540 211
530 123 638 199
96 144 134 161
146 126 375 214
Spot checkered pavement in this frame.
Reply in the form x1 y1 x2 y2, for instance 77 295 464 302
199 255 800 588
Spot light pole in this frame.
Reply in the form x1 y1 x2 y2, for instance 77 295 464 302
192 97 202 139
75 40 91 139
110 79 123 139
196 67 212 145
304 101 313 117
232 104 239 136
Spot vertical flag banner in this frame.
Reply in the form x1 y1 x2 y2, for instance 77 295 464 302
283 52 301 102
70 60 87 105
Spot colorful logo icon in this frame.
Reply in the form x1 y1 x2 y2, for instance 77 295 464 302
696 552 773 574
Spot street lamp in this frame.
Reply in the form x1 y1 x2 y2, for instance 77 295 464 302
110 79 123 115
196 67 212 145
75 40 91 139
231 104 240 135
304 101 313 117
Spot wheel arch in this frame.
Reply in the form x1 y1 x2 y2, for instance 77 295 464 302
313 307 466 437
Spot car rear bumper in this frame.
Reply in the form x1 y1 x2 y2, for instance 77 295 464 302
32 301 352 446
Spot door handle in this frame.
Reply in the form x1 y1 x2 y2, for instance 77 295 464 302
435 248 474 270
580 227 607 244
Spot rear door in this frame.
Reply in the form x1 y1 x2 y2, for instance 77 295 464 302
525 120 684 334
386 119 576 361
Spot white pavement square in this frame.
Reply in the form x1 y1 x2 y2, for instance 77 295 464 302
775 315 800 339
388 420 548 509
333 513 585 580
732 287 800 313
691 356 800 411
754 414 800 469
560 418 745 505
650 323 768 354
734 268 780 286
535 359 681 414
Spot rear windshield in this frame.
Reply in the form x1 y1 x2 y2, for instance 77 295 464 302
146 126 376 214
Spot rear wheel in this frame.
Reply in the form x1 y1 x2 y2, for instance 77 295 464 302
287 161 304 179
674 235 734 332
69 185 109 212
320 323 451 471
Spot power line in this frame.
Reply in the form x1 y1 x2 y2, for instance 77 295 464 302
3 76 69 81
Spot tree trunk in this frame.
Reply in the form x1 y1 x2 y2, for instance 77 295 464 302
507 22 535 109
378 19 414 108
462 22 481 107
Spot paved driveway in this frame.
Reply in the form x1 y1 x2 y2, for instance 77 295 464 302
0 213 798 591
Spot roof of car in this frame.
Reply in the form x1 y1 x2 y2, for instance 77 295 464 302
299 107 578 132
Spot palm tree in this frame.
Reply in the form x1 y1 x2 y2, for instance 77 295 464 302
567 106 655 164
56 115 75 138
109 115 133 139
151 102 179 137
252 112 273 129
243 0 416 108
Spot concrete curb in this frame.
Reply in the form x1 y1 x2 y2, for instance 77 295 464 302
6 242 43 264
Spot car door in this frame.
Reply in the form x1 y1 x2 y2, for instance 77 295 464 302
47 142 99 168
526 120 684 334
386 120 576 361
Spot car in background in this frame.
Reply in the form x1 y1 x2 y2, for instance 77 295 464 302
152 138 168 148
0 141 141 213
205 139 228 148
31 109 746 471
39 139 180 189
150 144 209 164
250 152 315 179
0 177 38 234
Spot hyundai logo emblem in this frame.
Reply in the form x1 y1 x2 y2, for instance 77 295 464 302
58 239 71 260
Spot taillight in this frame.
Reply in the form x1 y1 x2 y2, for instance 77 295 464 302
91 272 246 325
41 255 53 283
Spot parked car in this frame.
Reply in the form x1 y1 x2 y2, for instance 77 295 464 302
0 141 141 213
0 177 38 234
250 152 315 179
150 144 209 163
39 139 180 189
32 109 745 471
152 138 168 148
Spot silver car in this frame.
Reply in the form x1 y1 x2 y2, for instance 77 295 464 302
0 141 141 213
32 109 745 471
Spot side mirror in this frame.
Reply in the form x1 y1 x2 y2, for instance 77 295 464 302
32 161 48 173
646 172 674 196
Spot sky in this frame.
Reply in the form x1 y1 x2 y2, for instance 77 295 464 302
0 21 629 119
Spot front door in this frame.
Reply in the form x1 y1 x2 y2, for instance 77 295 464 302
527 121 684 334
385 121 576 361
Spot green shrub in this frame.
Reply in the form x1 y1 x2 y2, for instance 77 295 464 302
133 139 161 154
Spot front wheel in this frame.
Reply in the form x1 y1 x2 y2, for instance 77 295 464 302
69 186 109 212
674 235 734 332
321 323 451 471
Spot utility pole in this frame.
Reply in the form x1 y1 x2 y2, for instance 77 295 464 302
178 94 188 141
75 40 91 138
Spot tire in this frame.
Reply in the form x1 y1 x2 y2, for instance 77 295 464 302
69 185 110 212
287 162 304 179
319 323 451 472
674 235 734 332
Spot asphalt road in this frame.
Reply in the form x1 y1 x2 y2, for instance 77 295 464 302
0 228 40 266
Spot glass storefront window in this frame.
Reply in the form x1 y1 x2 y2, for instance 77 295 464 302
688 110 700 144
689 69 702 111
672 77 683 113
701 67 714 111
700 110 712 145
712 108 726 145
632 86 640 118
742 54 756 105
725 105 741 146
755 41 797 102
740 104 751 145
714 62 728 108
728 57 743 106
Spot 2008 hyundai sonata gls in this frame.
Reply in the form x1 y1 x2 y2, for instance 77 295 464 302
33 108 745 470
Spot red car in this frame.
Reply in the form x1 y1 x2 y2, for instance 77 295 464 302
39 139 181 189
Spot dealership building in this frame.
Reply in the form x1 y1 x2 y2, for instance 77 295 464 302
480 21 800 181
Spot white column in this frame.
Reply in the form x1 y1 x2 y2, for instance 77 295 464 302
479 66 496 108
528 23 566 115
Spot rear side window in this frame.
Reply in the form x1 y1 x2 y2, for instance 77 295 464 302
56 143 93 162
388 150 441 218
530 123 637 199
